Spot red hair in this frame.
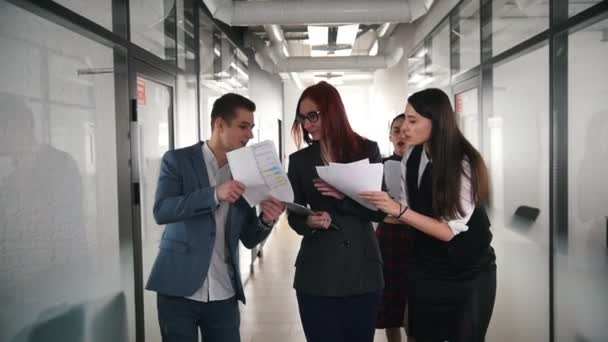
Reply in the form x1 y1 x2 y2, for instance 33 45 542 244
291 81 366 162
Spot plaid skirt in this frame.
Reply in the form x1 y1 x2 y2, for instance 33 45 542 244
375 222 412 329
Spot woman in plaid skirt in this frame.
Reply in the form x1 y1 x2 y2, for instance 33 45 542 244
376 113 412 342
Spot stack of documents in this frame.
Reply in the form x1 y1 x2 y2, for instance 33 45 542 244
227 140 294 206
383 160 402 199
315 159 383 210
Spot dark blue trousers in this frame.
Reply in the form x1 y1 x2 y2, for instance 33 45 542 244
296 291 381 342
157 294 240 342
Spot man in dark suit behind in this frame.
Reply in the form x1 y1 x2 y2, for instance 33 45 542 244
146 93 285 342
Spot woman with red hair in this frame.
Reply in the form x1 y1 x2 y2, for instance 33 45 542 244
287 81 386 342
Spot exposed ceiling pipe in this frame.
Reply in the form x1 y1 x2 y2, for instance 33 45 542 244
264 24 291 61
377 23 399 39
247 31 403 73
245 32 279 74
284 48 403 72
246 32 306 89
204 0 432 26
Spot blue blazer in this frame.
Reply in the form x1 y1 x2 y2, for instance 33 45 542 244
145 141 273 303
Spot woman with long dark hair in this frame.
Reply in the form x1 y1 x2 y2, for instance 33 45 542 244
287 81 385 342
361 88 496 342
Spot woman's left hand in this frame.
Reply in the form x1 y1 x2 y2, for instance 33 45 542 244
313 178 345 200
359 191 401 217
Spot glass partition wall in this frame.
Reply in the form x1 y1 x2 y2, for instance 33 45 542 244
1 1 253 342
408 1 608 341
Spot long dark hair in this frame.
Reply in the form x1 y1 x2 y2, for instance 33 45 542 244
291 81 366 162
407 88 489 219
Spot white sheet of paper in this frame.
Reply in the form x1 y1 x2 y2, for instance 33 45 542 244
227 140 294 206
384 160 402 199
315 161 383 210
328 159 369 167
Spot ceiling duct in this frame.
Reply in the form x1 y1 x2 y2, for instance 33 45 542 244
203 0 432 26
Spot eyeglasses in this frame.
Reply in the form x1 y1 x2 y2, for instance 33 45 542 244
296 111 320 124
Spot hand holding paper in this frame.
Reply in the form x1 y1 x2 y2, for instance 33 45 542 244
282 202 341 230
216 180 246 204
260 196 285 225
315 158 383 210
306 211 333 230
313 178 345 200
227 140 294 206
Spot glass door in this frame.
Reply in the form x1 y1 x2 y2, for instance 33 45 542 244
130 60 175 342
453 77 481 150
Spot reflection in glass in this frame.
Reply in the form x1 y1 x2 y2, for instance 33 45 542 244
199 11 223 140
455 87 479 149
130 0 177 60
175 0 198 148
198 11 249 141
407 45 429 96
0 2 126 341
490 0 548 56
429 22 451 98
487 45 550 342
53 0 112 31
555 18 608 341
569 0 603 17
136 76 172 342
452 0 480 75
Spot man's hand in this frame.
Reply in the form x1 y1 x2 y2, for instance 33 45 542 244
260 196 285 225
216 180 246 204
306 211 332 230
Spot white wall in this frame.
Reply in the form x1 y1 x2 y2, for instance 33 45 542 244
248 61 284 154
371 40 409 156
283 79 387 160
282 79 303 166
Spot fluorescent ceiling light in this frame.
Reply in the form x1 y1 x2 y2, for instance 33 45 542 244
336 24 359 45
307 26 328 47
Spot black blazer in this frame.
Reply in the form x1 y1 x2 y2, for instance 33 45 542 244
287 140 386 297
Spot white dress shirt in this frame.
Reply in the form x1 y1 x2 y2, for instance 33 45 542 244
188 142 235 302
399 146 475 236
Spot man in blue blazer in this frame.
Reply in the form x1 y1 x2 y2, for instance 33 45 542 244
146 93 285 342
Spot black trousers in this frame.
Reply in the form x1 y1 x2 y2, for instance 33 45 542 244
156 294 240 342
409 269 497 342
296 290 381 342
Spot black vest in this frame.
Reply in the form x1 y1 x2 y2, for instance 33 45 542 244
406 145 496 280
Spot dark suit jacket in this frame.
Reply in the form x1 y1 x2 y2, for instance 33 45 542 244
287 140 386 297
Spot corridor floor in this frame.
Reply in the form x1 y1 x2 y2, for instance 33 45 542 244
239 215 392 342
